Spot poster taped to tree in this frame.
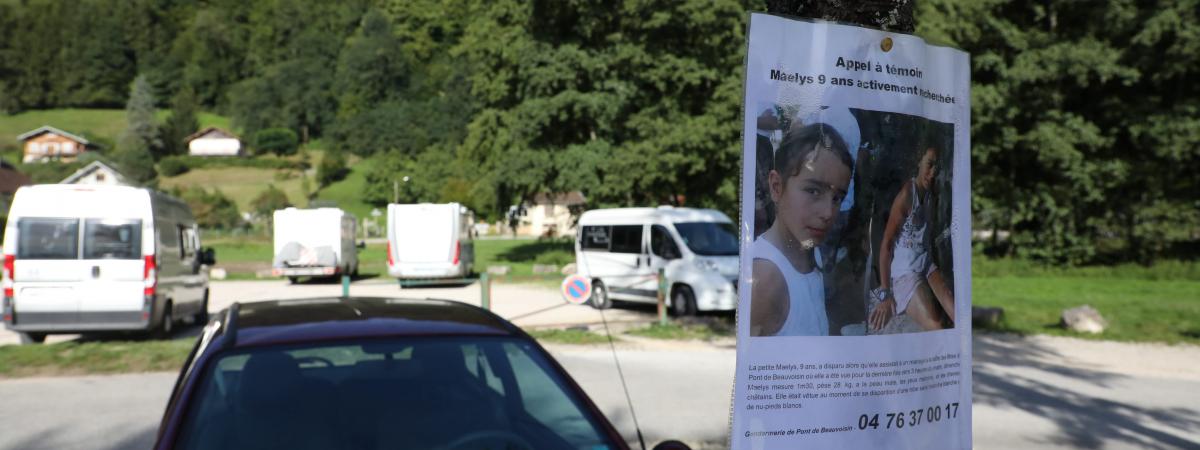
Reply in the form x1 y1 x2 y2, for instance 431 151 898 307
733 13 971 450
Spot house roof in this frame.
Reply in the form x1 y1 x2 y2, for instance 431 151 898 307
184 126 240 142
61 161 128 185
0 165 32 194
532 191 587 206
16 125 90 144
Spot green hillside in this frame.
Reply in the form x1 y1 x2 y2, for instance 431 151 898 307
313 157 374 220
0 108 232 147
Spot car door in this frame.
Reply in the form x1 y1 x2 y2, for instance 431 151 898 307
629 224 680 301
78 218 146 317
11 217 84 321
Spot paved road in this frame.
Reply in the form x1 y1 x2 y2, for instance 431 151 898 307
0 279 661 346
1 333 1197 450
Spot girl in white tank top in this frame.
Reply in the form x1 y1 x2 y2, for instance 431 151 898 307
749 123 853 337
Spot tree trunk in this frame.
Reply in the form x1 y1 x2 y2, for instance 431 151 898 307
765 0 915 33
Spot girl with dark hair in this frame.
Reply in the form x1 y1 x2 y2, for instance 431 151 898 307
750 123 854 336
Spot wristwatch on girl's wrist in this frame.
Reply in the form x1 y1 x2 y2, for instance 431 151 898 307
875 287 893 302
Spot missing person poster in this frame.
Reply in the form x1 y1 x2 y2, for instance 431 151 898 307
733 13 971 450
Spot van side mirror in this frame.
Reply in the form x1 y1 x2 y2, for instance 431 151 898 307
652 440 692 450
200 247 216 265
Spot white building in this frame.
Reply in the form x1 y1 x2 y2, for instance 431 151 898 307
60 161 129 186
518 192 586 238
186 127 243 157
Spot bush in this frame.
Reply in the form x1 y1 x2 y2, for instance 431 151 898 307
174 187 242 230
251 184 292 220
158 156 190 177
534 250 575 266
316 151 348 187
254 128 299 156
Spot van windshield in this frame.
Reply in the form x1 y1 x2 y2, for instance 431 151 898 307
84 219 142 260
673 222 738 256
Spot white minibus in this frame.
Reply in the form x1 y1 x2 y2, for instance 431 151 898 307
1 185 214 343
575 206 739 315
386 203 474 279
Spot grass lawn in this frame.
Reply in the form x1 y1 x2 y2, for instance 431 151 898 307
161 167 310 213
525 328 613 345
206 237 574 283
0 339 194 378
973 275 1200 344
0 108 231 145
313 155 375 220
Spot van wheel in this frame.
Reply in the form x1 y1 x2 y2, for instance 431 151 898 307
155 302 174 339
589 281 611 310
671 285 697 317
287 276 299 284
18 332 46 344
192 291 210 325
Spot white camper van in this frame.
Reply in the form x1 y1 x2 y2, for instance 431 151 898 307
575 206 739 315
1 184 214 343
386 203 474 279
271 207 360 282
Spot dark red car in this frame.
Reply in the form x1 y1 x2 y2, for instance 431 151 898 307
154 297 632 450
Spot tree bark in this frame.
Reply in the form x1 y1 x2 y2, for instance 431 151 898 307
765 0 915 33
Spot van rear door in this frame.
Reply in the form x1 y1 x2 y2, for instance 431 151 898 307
77 218 145 315
12 218 85 318
393 205 455 264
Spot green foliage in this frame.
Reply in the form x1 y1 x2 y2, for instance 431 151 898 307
110 145 158 186
254 128 299 157
251 184 292 220
117 75 163 162
0 339 193 378
316 150 348 187
174 186 242 230
16 161 84 184
161 87 200 158
919 0 1200 264
157 156 190 176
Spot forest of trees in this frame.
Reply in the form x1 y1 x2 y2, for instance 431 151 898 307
0 0 1196 264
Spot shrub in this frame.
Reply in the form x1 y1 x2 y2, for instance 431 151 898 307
158 156 190 177
174 187 242 230
254 128 299 156
317 151 348 187
251 184 292 220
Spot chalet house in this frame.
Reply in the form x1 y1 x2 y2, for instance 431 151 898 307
517 192 587 238
61 160 129 186
186 127 243 157
17 126 91 163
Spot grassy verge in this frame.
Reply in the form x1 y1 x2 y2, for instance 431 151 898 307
161 166 310 213
526 328 612 345
973 275 1200 344
0 339 194 378
625 321 734 341
0 108 230 145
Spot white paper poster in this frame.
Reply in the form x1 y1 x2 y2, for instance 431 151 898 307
733 13 972 450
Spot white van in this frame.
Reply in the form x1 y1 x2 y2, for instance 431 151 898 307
1 185 214 343
386 203 474 279
575 206 739 315
271 207 359 282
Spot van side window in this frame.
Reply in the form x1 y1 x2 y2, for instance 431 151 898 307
17 218 79 259
651 225 680 259
609 225 643 254
83 219 142 260
581 226 610 251
179 227 196 260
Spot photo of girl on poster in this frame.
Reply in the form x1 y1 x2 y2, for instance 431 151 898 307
748 105 956 337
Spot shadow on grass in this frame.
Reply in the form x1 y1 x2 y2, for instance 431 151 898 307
495 239 574 263
974 333 1200 449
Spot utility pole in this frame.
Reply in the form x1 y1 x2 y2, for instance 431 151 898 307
765 0 914 33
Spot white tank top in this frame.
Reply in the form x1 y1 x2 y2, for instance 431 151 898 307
751 238 828 336
891 180 930 278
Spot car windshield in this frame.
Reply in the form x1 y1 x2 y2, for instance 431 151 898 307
175 336 616 450
673 222 739 256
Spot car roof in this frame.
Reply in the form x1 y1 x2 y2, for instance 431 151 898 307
578 206 732 225
223 297 521 348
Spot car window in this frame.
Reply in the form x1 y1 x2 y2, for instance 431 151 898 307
650 225 680 258
175 337 615 450
673 221 739 256
581 225 611 251
609 225 643 254
17 218 78 260
84 219 142 260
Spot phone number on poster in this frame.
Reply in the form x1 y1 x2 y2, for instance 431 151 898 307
858 403 959 430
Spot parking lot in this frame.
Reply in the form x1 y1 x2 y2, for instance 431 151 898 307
0 278 661 346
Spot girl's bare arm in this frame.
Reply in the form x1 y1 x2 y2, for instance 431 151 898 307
751 259 788 336
872 184 912 330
